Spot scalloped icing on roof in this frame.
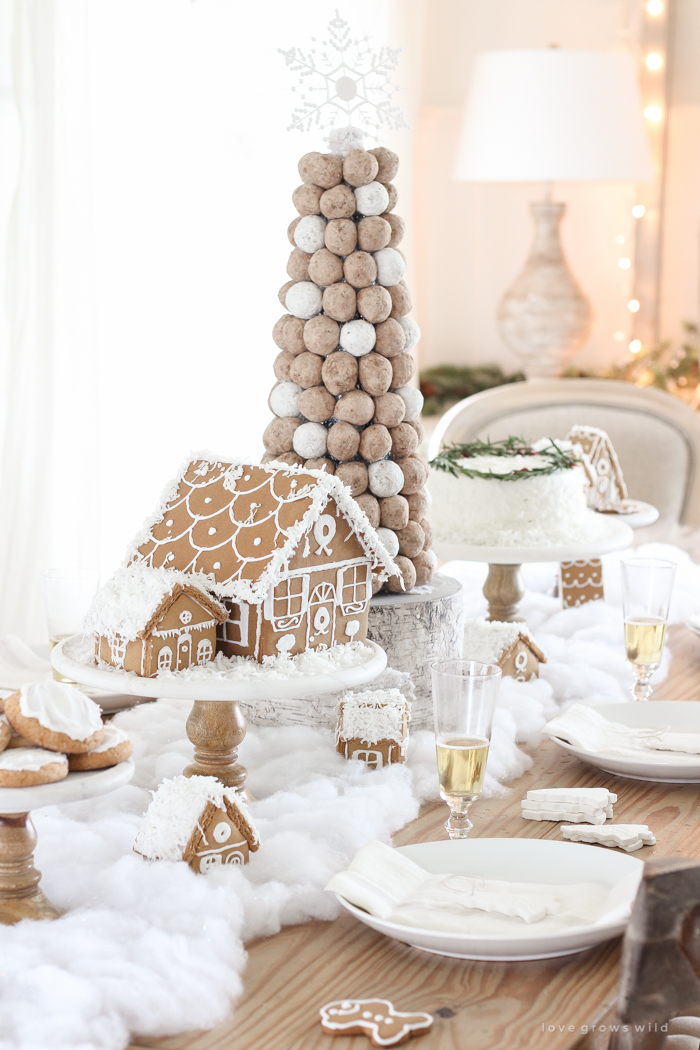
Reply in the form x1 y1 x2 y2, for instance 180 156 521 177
124 454 399 604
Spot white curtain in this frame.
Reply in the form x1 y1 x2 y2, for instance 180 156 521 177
0 0 400 643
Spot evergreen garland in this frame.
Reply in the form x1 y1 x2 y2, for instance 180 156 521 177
430 436 577 481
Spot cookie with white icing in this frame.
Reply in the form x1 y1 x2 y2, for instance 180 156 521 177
0 716 10 752
319 999 433 1046
5 682 104 754
68 723 132 770
0 746 68 787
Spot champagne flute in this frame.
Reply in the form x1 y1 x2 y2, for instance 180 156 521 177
431 660 501 839
42 568 99 683
621 558 676 701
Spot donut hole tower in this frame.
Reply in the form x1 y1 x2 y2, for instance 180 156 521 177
263 144 436 593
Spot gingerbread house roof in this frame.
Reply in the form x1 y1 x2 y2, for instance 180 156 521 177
463 618 547 665
124 456 399 604
133 774 259 862
336 688 411 748
84 563 228 645
566 425 628 499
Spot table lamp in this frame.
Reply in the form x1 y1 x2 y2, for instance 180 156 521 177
455 49 654 377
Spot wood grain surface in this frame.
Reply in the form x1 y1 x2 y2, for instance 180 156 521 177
128 625 700 1050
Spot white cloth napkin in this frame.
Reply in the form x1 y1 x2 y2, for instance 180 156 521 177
544 704 700 761
326 840 636 937
0 635 52 694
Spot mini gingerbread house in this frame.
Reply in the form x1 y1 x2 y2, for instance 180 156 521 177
463 618 546 682
133 774 259 872
567 425 628 508
86 564 228 678
123 457 398 663
336 688 411 769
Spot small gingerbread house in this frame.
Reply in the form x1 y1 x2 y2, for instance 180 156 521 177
463 618 546 682
124 457 398 662
567 425 628 508
133 774 259 872
336 688 411 769
86 564 228 678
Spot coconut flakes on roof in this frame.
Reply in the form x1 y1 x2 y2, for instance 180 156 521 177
336 688 411 748
463 618 546 665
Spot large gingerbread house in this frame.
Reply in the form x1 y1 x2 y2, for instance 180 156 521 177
120 457 398 662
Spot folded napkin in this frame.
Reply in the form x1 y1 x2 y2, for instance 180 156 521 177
562 824 656 853
544 704 700 761
0 635 52 694
326 840 637 937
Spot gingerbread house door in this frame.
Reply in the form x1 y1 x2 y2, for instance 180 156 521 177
177 633 192 670
307 582 336 650
355 748 384 769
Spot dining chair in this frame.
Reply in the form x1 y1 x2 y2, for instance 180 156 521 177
426 378 700 525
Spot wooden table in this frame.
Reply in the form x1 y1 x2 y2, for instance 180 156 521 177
129 625 700 1050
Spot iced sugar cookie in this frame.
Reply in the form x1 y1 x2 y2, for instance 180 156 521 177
69 723 132 770
0 716 10 752
5 682 104 754
0 747 68 787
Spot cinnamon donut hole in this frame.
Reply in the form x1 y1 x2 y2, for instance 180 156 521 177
373 392 405 428
385 213 405 248
298 152 343 189
384 182 398 212
325 218 358 257
287 248 312 282
355 492 380 529
407 490 429 521
289 351 323 389
335 389 375 426
283 316 306 355
297 386 336 422
379 494 409 531
357 285 392 324
274 451 305 468
357 216 391 252
292 183 323 216
385 555 416 593
412 550 436 587
279 280 295 308
273 350 295 382
335 460 369 496
319 184 357 220
304 457 336 474
397 455 429 494
374 317 407 358
327 421 361 462
263 416 302 455
420 517 434 549
408 418 425 443
321 351 358 395
390 422 419 457
307 248 344 287
391 352 415 387
396 520 425 558
303 314 340 355
342 149 379 187
272 314 290 350
359 424 392 463
358 353 393 396
322 282 357 323
287 216 301 246
369 146 399 183
343 251 377 289
389 281 413 317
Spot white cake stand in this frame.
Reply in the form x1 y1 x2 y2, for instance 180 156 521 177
52 637 387 791
435 519 634 621
0 759 134 924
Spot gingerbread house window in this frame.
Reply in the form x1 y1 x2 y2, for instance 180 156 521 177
197 638 213 664
337 563 371 614
111 637 127 668
354 748 383 769
157 646 173 671
267 575 309 630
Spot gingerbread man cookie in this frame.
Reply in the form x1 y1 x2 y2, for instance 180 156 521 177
320 999 433 1046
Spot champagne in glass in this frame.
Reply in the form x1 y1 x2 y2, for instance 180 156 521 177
621 559 675 701
431 661 501 839
42 570 99 683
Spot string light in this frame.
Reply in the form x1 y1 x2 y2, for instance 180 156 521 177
614 331 625 341
647 0 663 14
646 53 663 70
630 340 642 353
618 257 631 270
632 205 646 218
615 234 625 244
644 106 663 121
628 300 640 313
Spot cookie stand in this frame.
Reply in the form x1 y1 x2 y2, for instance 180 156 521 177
51 637 387 791
435 523 634 622
0 760 135 924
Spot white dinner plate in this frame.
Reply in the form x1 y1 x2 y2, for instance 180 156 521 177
334 838 642 961
546 701 700 783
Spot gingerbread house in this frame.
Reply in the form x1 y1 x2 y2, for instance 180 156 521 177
336 688 411 769
133 774 259 872
463 618 546 682
567 425 628 508
86 564 228 678
123 457 398 662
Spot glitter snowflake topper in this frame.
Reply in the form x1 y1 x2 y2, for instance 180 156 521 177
279 10 409 144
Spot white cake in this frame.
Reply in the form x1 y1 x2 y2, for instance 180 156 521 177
428 437 614 548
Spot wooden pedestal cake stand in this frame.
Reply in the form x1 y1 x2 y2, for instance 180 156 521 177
0 760 135 924
51 637 387 793
435 520 634 622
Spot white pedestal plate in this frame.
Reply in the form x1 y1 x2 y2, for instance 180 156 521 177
435 520 634 621
52 637 387 790
0 759 135 924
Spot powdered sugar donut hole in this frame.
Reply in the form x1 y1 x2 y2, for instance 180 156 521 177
354 181 390 217
286 282 323 320
263 416 302 454
368 459 405 498
335 461 368 496
369 146 399 183
342 149 379 187
294 214 327 254
376 526 400 559
298 151 342 189
269 381 302 418
398 316 421 352
339 319 376 357
292 184 323 216
293 422 328 459
393 385 424 421
374 247 406 287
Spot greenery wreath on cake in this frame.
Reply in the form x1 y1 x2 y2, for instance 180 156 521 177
430 436 579 482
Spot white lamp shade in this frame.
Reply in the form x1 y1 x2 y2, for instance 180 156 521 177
455 49 654 183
